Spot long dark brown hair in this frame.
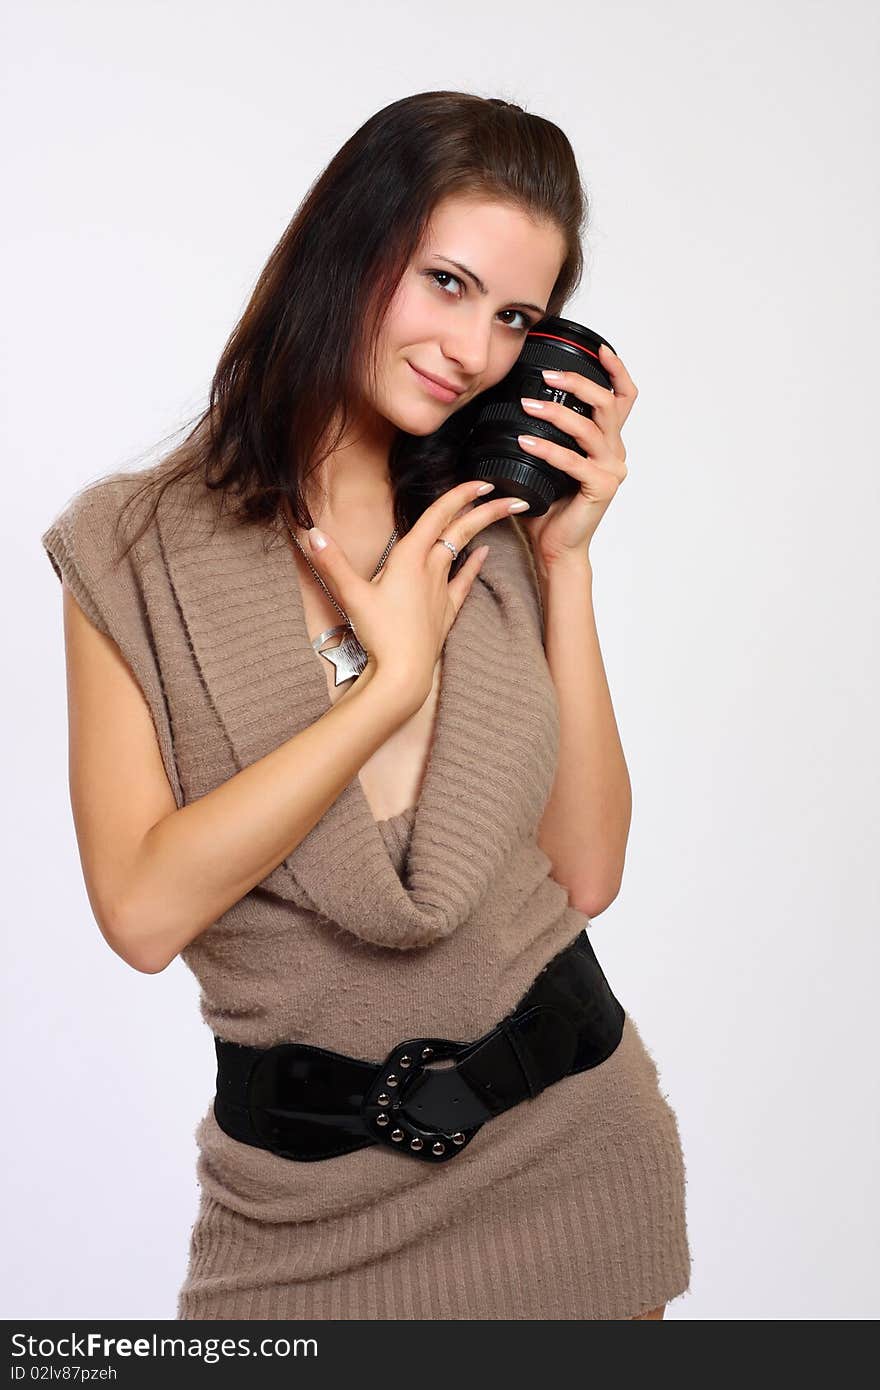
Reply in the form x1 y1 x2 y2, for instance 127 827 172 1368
114 89 588 577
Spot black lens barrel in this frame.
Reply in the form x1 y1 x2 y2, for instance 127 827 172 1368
460 316 616 516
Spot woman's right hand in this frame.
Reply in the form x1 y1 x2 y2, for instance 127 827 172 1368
302 480 528 714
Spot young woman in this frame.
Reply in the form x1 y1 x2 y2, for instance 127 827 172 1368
42 90 691 1320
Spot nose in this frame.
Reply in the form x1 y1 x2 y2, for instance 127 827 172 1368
440 316 493 380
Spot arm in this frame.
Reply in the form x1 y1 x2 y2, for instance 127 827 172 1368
62 583 416 974
534 551 632 918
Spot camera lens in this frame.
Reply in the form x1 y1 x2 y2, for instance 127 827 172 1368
460 316 616 516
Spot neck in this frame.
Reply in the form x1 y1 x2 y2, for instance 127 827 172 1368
303 406 398 529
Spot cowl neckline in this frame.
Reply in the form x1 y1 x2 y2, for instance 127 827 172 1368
155 475 558 950
375 804 417 829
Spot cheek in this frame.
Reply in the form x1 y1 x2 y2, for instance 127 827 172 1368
486 346 523 389
383 278 442 346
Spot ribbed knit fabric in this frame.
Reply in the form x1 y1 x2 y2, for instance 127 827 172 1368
41 450 692 1321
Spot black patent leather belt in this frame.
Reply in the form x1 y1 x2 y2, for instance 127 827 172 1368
212 928 626 1165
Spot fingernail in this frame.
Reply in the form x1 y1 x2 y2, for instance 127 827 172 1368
542 369 563 381
508 500 530 512
521 397 546 410
476 482 495 493
308 526 328 551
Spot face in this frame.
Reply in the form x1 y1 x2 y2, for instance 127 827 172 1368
366 194 567 435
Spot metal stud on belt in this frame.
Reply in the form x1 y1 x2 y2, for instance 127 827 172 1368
361 1036 486 1163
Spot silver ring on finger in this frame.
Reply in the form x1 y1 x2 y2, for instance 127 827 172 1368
435 536 458 560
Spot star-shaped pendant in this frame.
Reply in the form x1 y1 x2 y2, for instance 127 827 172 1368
319 628 369 685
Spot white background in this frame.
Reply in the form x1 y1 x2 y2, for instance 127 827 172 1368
5 0 878 1320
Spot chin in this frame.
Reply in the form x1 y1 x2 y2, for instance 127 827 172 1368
406 416 451 437
384 403 455 437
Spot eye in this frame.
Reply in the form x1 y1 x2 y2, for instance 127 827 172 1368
423 270 536 334
425 269 464 297
497 308 534 333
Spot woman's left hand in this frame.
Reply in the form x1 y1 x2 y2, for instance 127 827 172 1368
515 342 637 568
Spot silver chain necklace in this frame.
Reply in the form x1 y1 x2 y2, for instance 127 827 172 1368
281 506 399 685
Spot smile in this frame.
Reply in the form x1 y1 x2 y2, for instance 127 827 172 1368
407 362 462 403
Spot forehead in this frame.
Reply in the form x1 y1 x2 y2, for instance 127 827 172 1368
419 194 566 286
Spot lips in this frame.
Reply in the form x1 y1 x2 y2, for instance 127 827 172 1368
408 362 464 401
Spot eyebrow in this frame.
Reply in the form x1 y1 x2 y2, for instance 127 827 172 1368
428 251 547 317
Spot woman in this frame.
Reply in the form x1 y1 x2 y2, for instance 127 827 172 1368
41 90 691 1320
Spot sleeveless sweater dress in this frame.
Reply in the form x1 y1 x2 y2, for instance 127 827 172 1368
40 452 692 1320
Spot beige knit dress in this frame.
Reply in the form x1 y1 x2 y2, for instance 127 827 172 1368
41 455 692 1321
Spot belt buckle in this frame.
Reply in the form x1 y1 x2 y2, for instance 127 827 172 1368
361 1035 485 1163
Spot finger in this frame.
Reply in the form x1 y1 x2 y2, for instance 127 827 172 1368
517 433 625 486
406 479 497 558
519 403 626 467
519 395 606 451
432 494 531 564
598 342 638 400
451 499 478 522
540 367 616 412
445 542 490 614
303 525 371 604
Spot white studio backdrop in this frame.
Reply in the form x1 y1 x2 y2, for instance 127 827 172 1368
4 0 878 1321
